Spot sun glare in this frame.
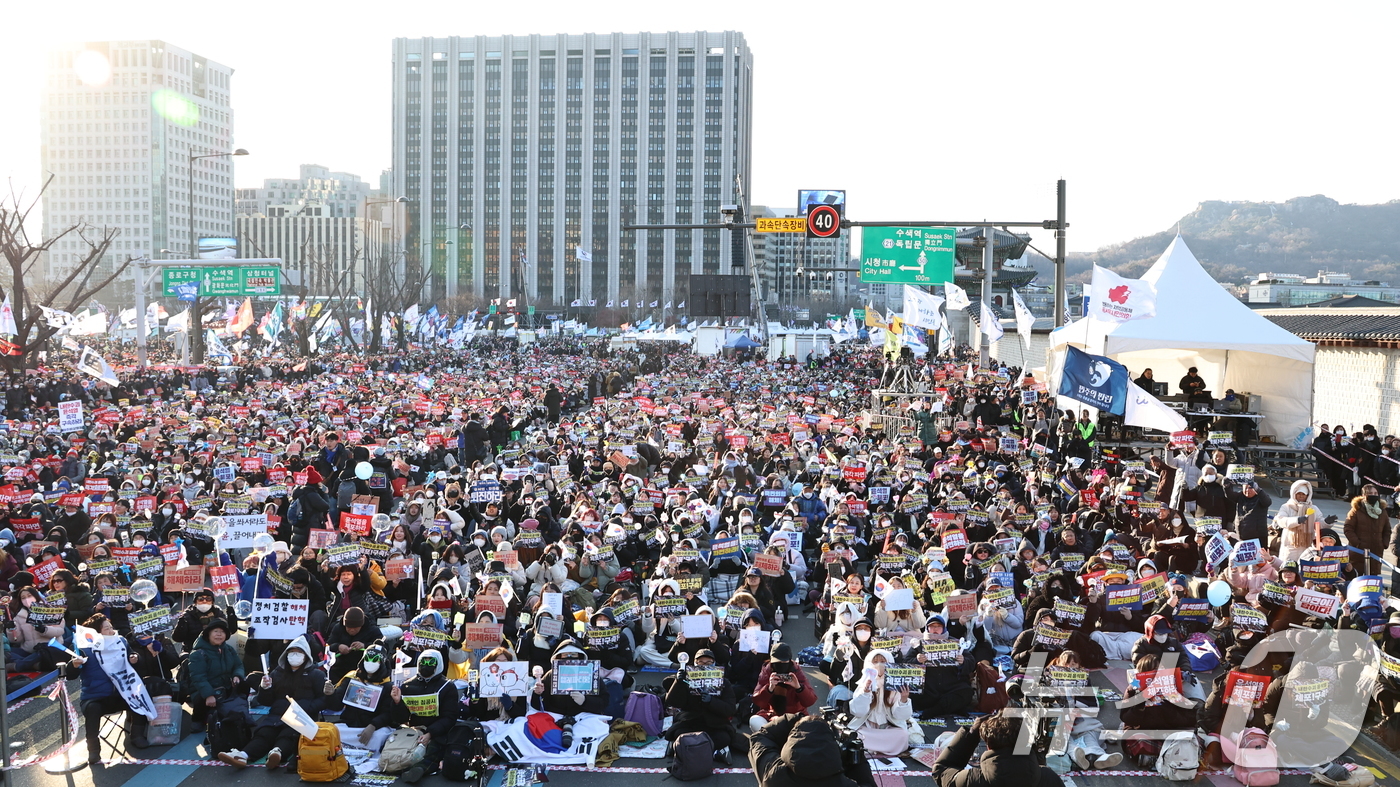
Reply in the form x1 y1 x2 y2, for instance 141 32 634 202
73 49 111 86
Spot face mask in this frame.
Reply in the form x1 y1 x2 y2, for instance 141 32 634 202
418 663 437 679
21 598 33 608
1368 495 1380 504
287 652 306 668
429 535 442 543
133 538 146 547
855 630 871 642
363 659 382 674
1153 633 1168 643
196 603 212 613
473 539 485 548
1173 519 1183 527
184 476 194 484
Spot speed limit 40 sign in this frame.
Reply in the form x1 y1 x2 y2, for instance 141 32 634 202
806 204 841 239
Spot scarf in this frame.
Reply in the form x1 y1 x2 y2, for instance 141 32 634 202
1366 500 1384 520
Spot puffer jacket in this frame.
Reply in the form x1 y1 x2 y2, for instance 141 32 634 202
186 622 245 701
1273 480 1324 553
934 726 1048 787
253 635 329 728
750 714 860 787
1345 496 1390 554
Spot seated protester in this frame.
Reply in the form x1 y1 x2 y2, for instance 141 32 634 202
581 607 636 671
1049 650 1123 771
726 610 770 696
220 636 328 770
667 607 730 666
172 588 231 652
1121 652 1202 769
186 619 245 732
518 609 566 672
90 573 134 633
531 639 609 716
1085 574 1147 661
462 646 530 723
846 648 922 756
1153 574 1218 640
1148 513 1198 574
933 713 1063 787
749 713 867 787
391 648 460 783
912 614 974 717
1198 644 1272 745
635 579 684 668
9 585 62 671
707 527 747 604
1367 612 1400 744
663 647 743 765
750 643 818 732
326 607 383 684
1260 562 1308 633
51 569 96 629
128 631 180 704
1226 549 1278 605
1130 614 1184 664
967 578 1025 663
65 614 156 765
326 643 396 752
826 618 876 705
873 576 927 635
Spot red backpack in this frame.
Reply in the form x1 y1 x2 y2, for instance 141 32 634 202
975 660 1008 713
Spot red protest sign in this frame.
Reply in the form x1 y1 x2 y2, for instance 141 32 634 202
164 566 205 592
31 555 65 587
1170 431 1196 449
240 457 263 473
85 477 111 493
58 493 85 508
209 564 241 595
293 471 309 486
160 543 183 566
10 517 41 535
340 512 372 536
754 553 784 577
134 495 157 513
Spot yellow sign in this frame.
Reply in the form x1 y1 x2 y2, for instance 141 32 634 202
755 217 807 233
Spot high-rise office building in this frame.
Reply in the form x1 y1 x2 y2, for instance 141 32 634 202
391 31 753 307
41 41 237 280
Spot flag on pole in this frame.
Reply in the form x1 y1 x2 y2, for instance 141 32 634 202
620 299 629 308
75 346 119 386
1087 265 1157 322
575 246 592 263
1011 288 1036 346
0 295 16 336
665 301 673 309
649 301 658 308
944 282 971 311
570 299 582 307
1057 345 1129 416
506 299 517 308
229 298 254 335
588 299 598 307
979 301 1004 344
901 285 944 330
1124 380 1188 432
605 300 614 308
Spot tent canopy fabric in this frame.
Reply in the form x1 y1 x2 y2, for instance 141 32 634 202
1048 236 1316 442
725 334 762 348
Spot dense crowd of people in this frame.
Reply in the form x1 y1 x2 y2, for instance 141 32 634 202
1 333 1393 786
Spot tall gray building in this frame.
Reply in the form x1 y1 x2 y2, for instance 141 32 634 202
391 31 753 307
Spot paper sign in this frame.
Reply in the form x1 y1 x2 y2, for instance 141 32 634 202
222 514 270 549
1294 586 1340 619
550 659 599 694
1205 533 1231 567
753 553 784 577
164 566 204 592
681 615 714 639
478 661 530 698
883 588 915 612
1226 464 1254 482
343 680 384 712
1231 538 1261 567
1231 603 1269 632
58 401 85 433
739 628 771 653
922 640 960 667
1106 583 1143 611
464 622 504 649
944 592 977 620
250 599 311 639
401 693 440 717
1225 671 1271 708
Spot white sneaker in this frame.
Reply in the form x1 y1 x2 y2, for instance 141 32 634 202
1072 747 1092 770
1095 753 1123 769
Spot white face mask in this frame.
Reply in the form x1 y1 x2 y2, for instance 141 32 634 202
1153 633 1168 643
362 660 381 674
133 538 146 547
855 630 871 642
473 539 486 548
429 535 442 543
162 508 173 516
287 652 306 668
196 603 212 613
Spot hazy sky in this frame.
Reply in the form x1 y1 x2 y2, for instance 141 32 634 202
3 1 1397 254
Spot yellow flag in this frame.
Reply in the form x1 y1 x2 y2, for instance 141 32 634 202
865 303 887 330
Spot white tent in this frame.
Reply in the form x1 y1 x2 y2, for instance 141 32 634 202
1049 236 1315 442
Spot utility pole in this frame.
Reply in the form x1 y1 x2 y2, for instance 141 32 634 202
979 230 993 368
1055 179 1067 327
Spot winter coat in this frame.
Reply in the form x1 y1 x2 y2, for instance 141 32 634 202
253 637 329 729
1230 486 1274 543
750 714 860 787
187 625 246 701
1273 480 1324 553
753 662 818 719
933 727 1050 787
1344 496 1390 555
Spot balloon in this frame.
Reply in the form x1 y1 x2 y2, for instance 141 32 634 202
251 533 275 553
234 600 253 619
355 462 373 480
372 514 393 534
130 579 159 604
1207 580 1232 608
203 516 226 540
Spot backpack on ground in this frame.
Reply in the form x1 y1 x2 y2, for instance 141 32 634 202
377 728 425 774
974 660 1008 714
206 703 250 755
1230 727 1279 786
1156 731 1201 781
624 690 664 737
667 731 714 781
1311 762 1377 787
440 721 490 782
298 722 350 782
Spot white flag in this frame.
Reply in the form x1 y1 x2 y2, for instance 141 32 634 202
281 699 321 741
1088 264 1157 322
506 299 517 308
1011 288 1036 346
944 282 971 311
605 300 614 308
901 285 944 330
979 301 1004 344
620 299 629 307
0 296 15 336
937 310 954 355
75 346 119 386
575 246 592 263
665 301 673 309
650 301 658 308
570 299 582 307
677 301 686 309
1124 380 1187 432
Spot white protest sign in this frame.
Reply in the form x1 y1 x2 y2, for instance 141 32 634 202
58 400 85 433
883 588 915 612
222 513 270 549
681 614 714 639
738 627 771 653
250 599 310 639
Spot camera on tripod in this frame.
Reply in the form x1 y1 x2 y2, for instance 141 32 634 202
819 705 868 775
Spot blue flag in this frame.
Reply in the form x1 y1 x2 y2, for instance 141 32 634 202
1058 345 1129 416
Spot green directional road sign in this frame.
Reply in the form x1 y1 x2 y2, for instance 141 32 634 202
859 227 956 286
162 266 281 297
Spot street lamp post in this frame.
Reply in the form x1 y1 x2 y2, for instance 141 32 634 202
186 147 248 365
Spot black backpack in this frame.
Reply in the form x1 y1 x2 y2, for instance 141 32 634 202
439 720 489 782
207 705 251 755
666 732 714 781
